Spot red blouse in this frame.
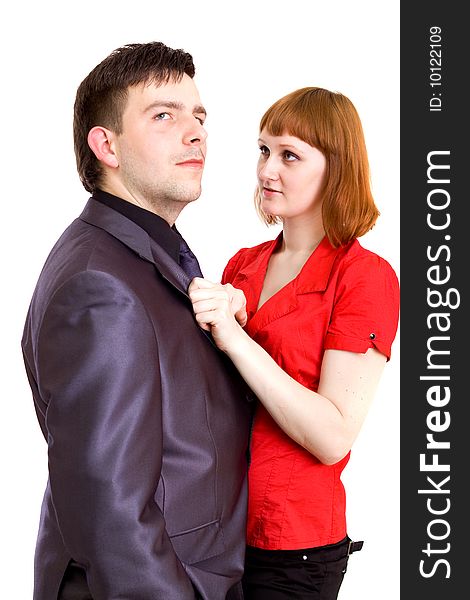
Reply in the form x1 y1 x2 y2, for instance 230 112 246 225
222 234 400 550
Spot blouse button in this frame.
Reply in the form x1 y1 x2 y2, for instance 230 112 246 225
369 333 376 340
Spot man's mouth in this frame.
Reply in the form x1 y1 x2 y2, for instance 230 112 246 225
176 158 204 168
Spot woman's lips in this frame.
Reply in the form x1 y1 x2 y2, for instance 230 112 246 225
262 186 281 197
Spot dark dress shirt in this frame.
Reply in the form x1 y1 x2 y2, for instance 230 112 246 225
93 190 202 277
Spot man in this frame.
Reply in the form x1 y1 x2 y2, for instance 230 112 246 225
22 42 251 600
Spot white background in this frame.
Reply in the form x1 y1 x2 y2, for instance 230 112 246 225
1 1 400 597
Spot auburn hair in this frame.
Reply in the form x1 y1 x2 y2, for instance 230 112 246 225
255 87 379 247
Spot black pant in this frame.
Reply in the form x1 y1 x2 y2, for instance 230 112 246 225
58 562 92 600
242 536 361 600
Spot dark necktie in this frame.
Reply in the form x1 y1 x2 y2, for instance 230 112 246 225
178 236 203 279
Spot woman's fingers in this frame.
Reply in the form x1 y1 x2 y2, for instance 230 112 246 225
192 297 229 316
188 278 248 350
225 284 247 327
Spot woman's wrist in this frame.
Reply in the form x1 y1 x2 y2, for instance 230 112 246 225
222 323 252 359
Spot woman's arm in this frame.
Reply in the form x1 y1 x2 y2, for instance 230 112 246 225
189 277 386 465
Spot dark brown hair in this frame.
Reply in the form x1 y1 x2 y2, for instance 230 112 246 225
73 42 195 193
255 87 379 247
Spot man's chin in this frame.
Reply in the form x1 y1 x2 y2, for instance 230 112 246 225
178 185 202 203
157 181 202 205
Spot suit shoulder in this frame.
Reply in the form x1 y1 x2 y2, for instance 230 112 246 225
45 219 144 282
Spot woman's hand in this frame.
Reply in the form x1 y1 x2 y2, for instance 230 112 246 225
188 278 247 351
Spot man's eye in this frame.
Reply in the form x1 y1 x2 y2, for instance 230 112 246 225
155 112 171 120
195 116 205 125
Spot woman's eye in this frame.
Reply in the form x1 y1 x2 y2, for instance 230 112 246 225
284 151 299 161
155 112 171 121
259 145 269 156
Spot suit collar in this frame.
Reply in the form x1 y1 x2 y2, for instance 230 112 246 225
79 198 192 297
92 190 181 263
79 198 220 348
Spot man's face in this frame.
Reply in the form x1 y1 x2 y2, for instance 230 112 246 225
113 74 207 218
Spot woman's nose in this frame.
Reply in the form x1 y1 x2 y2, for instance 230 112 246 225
258 156 279 180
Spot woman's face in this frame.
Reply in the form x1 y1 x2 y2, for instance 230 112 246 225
257 129 327 222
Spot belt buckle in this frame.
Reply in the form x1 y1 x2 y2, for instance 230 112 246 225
347 540 364 555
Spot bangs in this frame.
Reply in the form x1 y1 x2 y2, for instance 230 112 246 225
260 88 335 154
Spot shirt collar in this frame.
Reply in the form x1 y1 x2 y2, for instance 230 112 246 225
92 190 181 263
295 235 343 294
235 232 343 295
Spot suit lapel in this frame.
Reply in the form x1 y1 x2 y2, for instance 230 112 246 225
79 198 218 347
79 198 191 297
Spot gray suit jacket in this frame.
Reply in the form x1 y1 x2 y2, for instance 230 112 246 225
22 199 252 599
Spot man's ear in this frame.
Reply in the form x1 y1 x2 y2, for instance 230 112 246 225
87 126 119 168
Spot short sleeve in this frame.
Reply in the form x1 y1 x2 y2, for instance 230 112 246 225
221 248 246 285
325 253 400 360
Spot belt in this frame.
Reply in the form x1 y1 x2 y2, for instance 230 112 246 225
348 540 364 555
246 536 364 562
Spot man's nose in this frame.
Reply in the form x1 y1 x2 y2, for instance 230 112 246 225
183 118 208 145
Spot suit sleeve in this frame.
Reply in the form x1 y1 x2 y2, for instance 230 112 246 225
36 270 196 599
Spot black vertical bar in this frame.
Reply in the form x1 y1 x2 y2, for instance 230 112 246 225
401 2 466 597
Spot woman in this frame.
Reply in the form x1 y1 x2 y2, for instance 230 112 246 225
189 87 399 599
